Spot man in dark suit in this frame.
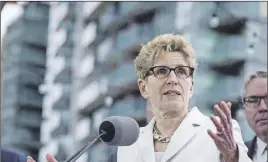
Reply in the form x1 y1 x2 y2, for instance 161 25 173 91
242 71 267 162
1 148 27 162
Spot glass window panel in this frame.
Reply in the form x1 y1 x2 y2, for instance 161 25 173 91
107 63 136 88
15 127 40 141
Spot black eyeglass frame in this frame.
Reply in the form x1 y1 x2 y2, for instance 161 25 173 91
243 95 268 107
144 65 195 79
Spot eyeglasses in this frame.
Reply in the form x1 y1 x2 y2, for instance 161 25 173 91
145 66 194 79
243 95 267 108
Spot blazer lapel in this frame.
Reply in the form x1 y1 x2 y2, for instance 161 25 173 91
138 117 156 162
161 107 204 162
246 136 257 160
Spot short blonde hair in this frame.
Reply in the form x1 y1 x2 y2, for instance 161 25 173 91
134 33 197 79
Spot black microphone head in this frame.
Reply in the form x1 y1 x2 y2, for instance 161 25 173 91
99 116 140 146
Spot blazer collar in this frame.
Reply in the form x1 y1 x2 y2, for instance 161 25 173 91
137 107 205 162
137 116 156 162
247 136 257 159
162 107 205 161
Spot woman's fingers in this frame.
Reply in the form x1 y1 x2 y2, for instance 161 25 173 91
27 156 36 162
46 153 58 162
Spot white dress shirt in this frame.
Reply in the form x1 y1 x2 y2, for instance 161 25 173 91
253 138 267 162
155 152 165 162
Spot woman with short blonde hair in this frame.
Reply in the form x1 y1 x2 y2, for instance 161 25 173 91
118 33 251 162
27 33 251 162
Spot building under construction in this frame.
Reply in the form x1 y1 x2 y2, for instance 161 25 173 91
1 2 267 162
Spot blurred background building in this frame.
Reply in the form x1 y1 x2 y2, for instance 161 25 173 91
1 2 49 161
1 2 267 162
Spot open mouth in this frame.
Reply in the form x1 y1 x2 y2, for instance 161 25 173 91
163 90 181 96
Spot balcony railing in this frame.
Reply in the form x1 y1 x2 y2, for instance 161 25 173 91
17 87 44 109
18 97 43 110
19 67 45 86
5 43 46 66
7 18 49 47
10 126 40 143
15 109 43 129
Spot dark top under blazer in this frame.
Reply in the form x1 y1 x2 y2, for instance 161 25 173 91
245 136 257 160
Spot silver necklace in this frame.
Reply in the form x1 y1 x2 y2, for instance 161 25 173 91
153 127 171 143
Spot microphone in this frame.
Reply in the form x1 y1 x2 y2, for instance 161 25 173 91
63 116 140 162
99 116 140 146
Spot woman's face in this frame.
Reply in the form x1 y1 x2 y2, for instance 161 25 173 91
138 51 194 116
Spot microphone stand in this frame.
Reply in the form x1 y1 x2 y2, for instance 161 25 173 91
63 131 106 162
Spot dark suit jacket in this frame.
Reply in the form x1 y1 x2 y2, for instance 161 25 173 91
245 136 257 160
1 148 27 162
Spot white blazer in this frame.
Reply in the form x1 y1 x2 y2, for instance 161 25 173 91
117 107 252 162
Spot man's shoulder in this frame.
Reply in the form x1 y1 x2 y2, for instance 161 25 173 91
1 148 22 156
1 148 27 162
